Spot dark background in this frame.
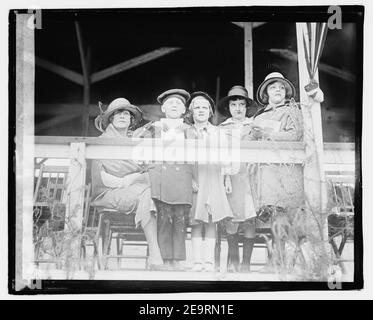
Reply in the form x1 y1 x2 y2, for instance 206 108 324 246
34 8 360 141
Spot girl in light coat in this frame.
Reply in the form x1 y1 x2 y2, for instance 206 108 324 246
186 92 234 272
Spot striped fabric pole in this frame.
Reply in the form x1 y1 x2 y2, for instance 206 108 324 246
302 22 328 81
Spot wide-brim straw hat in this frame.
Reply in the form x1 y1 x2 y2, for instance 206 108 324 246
157 88 190 105
256 72 296 106
218 85 258 117
95 97 142 132
187 91 215 113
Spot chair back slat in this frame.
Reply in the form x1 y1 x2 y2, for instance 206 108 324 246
33 166 43 203
33 164 70 210
61 172 67 202
52 173 59 201
327 173 355 215
347 185 354 211
82 183 92 229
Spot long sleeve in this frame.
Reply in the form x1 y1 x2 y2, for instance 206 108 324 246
270 120 298 141
270 110 302 141
132 121 156 138
254 105 303 142
100 170 124 188
100 168 143 188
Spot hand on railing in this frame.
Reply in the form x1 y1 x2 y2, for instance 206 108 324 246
251 125 264 140
251 125 274 141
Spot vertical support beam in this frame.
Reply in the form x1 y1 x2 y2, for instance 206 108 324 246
65 143 86 230
83 47 91 136
213 76 220 125
296 24 328 242
15 13 35 289
244 22 254 99
75 22 90 136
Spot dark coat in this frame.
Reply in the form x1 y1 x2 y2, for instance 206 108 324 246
133 120 194 206
148 163 193 206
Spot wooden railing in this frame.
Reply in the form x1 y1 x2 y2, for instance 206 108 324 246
34 136 355 229
34 137 355 162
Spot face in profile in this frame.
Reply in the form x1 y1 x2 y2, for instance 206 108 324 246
111 109 131 130
229 98 247 121
191 98 211 123
266 81 286 105
161 97 186 119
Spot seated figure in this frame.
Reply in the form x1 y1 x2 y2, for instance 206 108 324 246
91 97 164 270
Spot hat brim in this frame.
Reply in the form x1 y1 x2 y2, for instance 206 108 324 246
157 89 190 104
217 95 259 118
101 104 143 129
187 91 215 112
256 77 296 106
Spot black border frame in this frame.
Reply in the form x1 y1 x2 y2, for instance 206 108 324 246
8 5 364 294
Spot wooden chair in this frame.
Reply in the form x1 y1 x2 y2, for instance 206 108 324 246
33 164 69 265
33 164 94 268
33 164 69 228
327 178 354 273
215 218 271 271
80 183 101 270
91 205 149 270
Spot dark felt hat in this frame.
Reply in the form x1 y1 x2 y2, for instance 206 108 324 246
94 98 142 132
218 85 258 117
187 91 215 113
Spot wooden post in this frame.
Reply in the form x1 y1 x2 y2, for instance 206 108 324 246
15 12 35 289
244 22 254 98
296 23 328 243
65 142 86 230
75 22 90 136
83 47 91 136
213 76 220 125
215 76 220 103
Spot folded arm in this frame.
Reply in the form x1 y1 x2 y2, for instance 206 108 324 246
101 170 142 188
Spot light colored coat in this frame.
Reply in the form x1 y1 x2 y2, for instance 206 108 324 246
91 124 153 228
219 117 257 221
252 102 303 141
186 123 234 224
249 102 304 210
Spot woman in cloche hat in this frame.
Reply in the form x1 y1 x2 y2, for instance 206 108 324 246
91 98 164 270
249 72 304 247
252 71 302 141
93 97 143 134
